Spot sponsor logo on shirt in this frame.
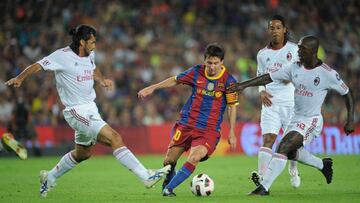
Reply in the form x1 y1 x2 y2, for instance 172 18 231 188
197 88 223 98
76 70 94 82
295 84 313 97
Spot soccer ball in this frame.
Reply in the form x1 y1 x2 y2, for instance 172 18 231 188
190 174 215 196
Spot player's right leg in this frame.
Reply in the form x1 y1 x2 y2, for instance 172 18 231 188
1 132 28 160
40 145 89 197
97 124 170 188
163 145 207 197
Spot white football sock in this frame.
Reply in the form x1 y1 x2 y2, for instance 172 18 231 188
297 147 323 169
113 146 148 180
261 153 288 191
258 147 273 176
48 152 78 182
289 160 298 174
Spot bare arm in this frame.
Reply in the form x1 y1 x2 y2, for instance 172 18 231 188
93 68 105 83
138 76 178 99
227 73 273 93
5 63 42 88
93 68 114 91
343 90 355 135
227 104 237 150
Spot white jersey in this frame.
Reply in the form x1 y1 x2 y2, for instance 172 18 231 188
270 62 349 117
37 47 96 108
257 41 299 106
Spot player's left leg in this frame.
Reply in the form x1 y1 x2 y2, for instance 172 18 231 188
163 145 208 197
280 106 301 188
97 124 170 188
250 131 303 195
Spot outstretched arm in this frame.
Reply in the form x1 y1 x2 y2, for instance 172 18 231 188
343 90 355 135
227 73 273 93
94 68 114 91
138 76 178 99
5 63 42 88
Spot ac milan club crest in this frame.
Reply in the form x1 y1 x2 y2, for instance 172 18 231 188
314 76 320 86
286 52 292 61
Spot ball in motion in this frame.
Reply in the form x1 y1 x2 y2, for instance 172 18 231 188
190 174 215 196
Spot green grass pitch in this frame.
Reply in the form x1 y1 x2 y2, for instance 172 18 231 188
1 154 359 203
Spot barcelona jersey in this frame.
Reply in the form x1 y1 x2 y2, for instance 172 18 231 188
175 64 239 131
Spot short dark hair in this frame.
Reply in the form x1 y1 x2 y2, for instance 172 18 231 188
204 43 225 60
268 14 289 42
69 24 97 54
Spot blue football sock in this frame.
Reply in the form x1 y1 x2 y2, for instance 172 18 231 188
165 165 192 190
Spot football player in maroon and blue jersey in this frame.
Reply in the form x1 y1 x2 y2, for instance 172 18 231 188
138 43 239 196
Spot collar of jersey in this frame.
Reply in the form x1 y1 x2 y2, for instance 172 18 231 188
205 65 226 80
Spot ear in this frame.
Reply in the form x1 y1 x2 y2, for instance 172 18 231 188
80 39 85 47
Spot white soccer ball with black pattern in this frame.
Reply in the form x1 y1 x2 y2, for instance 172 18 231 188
190 174 215 196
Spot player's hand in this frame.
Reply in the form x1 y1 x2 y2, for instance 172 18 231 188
101 79 114 91
5 77 23 88
344 121 354 135
260 90 273 107
226 83 244 93
227 131 237 151
138 87 155 100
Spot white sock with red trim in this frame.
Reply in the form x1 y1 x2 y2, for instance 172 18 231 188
258 147 273 176
48 152 78 182
297 147 323 169
261 153 288 191
113 146 148 180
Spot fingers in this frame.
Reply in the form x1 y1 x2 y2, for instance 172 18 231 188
262 96 272 107
137 90 147 100
5 79 20 87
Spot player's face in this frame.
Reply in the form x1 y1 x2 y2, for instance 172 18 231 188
84 34 96 56
298 39 313 64
205 56 223 77
268 20 286 44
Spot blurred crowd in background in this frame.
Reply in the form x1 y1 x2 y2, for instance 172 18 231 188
1 0 359 129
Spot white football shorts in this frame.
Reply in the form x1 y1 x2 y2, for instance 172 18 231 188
63 102 107 146
283 114 323 146
260 104 294 135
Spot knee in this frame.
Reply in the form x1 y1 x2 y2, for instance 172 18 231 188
163 156 177 166
262 134 277 148
276 133 303 155
72 151 92 162
188 154 203 165
110 132 125 149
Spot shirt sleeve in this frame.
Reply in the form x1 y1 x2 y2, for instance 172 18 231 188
269 63 292 82
225 75 239 106
175 65 197 86
328 70 349 95
37 50 63 71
